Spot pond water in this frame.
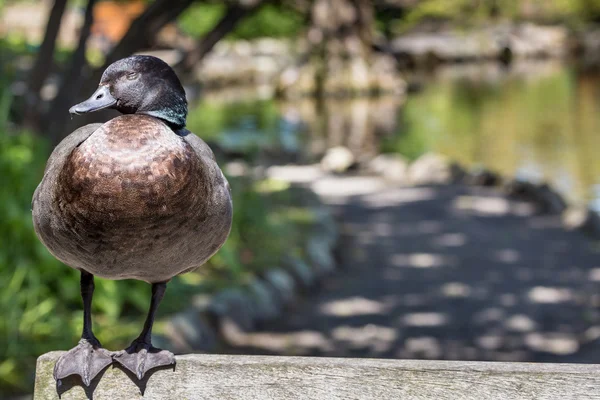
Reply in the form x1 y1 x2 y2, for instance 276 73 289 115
188 60 600 210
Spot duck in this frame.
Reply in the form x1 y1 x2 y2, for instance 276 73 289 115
31 55 233 385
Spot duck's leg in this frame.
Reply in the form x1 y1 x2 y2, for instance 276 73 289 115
113 281 175 380
54 271 113 386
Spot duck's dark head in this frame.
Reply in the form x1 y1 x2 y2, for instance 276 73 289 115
69 55 187 129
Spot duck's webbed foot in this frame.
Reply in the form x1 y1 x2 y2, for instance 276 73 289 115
53 338 113 386
113 340 175 380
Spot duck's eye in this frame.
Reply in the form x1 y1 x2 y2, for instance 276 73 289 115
126 72 139 81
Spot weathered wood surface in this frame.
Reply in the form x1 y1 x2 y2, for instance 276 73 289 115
35 351 600 399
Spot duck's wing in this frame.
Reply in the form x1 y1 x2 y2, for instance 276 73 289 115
42 123 103 175
181 129 231 194
179 129 217 161
33 123 102 209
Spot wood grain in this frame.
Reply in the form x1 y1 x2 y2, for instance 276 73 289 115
34 351 600 399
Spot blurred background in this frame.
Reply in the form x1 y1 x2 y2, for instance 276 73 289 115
4 0 600 397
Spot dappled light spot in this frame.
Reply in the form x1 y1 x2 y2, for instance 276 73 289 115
454 195 509 215
332 324 397 352
312 176 386 198
505 314 536 332
223 318 333 353
589 268 600 281
585 326 600 342
441 282 472 298
495 248 521 263
390 253 452 268
528 286 573 304
361 187 436 207
266 164 324 183
404 337 442 359
320 297 387 317
224 161 248 177
476 335 504 350
402 312 448 327
293 331 334 350
435 232 467 247
525 332 579 355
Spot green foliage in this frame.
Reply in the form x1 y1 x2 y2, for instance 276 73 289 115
178 2 304 40
394 0 600 31
230 4 304 40
178 2 226 39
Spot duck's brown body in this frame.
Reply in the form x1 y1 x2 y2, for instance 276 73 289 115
33 114 232 283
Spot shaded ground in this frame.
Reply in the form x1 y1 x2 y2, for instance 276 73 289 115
222 177 600 363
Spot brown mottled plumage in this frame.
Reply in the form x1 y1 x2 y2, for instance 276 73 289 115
34 115 231 283
32 55 232 386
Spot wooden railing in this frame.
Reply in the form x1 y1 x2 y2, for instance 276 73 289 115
34 351 600 399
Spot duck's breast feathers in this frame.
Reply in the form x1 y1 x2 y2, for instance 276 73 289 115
57 114 206 219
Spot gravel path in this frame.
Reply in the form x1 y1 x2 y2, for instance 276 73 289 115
223 177 600 363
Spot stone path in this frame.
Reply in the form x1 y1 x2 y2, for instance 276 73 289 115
222 174 600 363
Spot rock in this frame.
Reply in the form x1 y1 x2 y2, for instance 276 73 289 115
368 154 409 183
408 153 465 185
166 309 219 353
503 179 537 198
466 167 501 187
311 206 338 246
391 23 568 64
503 180 566 215
562 207 600 237
263 268 296 306
284 256 316 289
321 146 356 173
306 236 336 277
247 279 280 322
535 183 567 214
208 288 256 332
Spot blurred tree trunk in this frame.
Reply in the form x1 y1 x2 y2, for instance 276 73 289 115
100 0 196 70
278 0 403 97
44 0 264 143
25 0 68 130
47 0 196 143
178 1 263 74
45 0 97 144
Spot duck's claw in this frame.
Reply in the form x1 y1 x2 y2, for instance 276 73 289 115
113 340 175 380
53 338 113 387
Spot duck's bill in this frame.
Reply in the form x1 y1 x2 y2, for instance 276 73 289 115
69 86 117 115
